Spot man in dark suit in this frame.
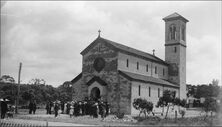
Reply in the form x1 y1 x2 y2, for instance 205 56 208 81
1 98 8 119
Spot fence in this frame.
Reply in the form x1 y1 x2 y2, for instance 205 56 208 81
0 119 47 127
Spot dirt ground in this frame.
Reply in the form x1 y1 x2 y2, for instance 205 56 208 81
2 108 222 126
12 109 135 126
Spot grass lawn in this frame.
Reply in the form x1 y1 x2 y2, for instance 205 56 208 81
135 115 221 126
13 108 222 126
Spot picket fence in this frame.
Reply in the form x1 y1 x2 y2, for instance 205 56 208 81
0 119 47 127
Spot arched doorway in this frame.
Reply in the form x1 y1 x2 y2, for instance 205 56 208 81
90 87 101 101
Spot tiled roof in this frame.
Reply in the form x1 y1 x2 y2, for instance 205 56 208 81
81 37 168 65
119 70 179 88
163 12 189 22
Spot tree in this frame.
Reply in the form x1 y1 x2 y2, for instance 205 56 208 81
203 97 219 118
187 84 196 97
156 90 174 118
21 90 34 101
62 81 72 88
194 83 220 99
57 81 73 102
29 78 46 85
0 82 17 104
157 90 186 118
212 79 219 86
133 98 153 118
0 75 15 83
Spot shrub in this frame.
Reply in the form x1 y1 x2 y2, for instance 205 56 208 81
173 97 181 106
179 110 186 118
157 90 187 119
133 98 153 117
180 99 186 107
203 97 219 116
115 112 125 119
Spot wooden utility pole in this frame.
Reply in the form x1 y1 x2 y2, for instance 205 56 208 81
15 62 22 114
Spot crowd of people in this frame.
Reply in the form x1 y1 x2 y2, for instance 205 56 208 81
45 98 110 119
1 97 110 120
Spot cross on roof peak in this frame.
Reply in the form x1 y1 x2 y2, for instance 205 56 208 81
152 49 155 56
98 29 101 37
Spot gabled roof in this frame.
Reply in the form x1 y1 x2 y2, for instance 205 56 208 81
71 73 82 84
163 12 189 23
86 76 107 86
81 37 168 65
119 70 179 88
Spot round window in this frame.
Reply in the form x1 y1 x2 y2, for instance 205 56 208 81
93 57 105 72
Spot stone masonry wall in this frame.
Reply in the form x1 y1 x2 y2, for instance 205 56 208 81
72 79 84 101
119 74 132 114
82 39 121 113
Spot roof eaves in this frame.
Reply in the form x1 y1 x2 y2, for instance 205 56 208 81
71 73 82 84
80 37 100 55
163 12 189 22
119 70 179 88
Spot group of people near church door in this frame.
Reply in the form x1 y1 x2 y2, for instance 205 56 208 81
45 98 110 119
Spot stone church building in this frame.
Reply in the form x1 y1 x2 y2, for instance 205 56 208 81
71 13 188 115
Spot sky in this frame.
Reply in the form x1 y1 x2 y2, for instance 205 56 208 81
1 1 221 87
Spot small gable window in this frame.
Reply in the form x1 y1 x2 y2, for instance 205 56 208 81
158 88 160 98
146 64 149 72
137 62 139 70
126 59 129 67
155 66 157 74
149 87 151 97
182 27 185 41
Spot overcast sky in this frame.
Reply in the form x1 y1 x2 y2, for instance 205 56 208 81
1 1 221 87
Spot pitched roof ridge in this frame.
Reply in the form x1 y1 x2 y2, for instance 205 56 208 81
163 12 189 22
99 37 166 64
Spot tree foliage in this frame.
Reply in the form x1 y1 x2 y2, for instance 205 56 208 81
156 90 176 107
187 79 220 99
21 90 34 101
133 98 153 117
57 81 73 102
203 97 219 114
29 78 46 85
0 75 15 83
157 90 186 118
0 77 58 105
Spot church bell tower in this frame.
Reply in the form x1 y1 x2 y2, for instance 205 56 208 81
163 12 189 99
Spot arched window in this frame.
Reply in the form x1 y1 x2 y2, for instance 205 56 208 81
181 26 185 41
174 47 177 53
126 59 129 67
137 62 139 70
169 25 176 40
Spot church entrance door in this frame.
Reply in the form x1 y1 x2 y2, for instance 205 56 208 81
90 87 101 101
